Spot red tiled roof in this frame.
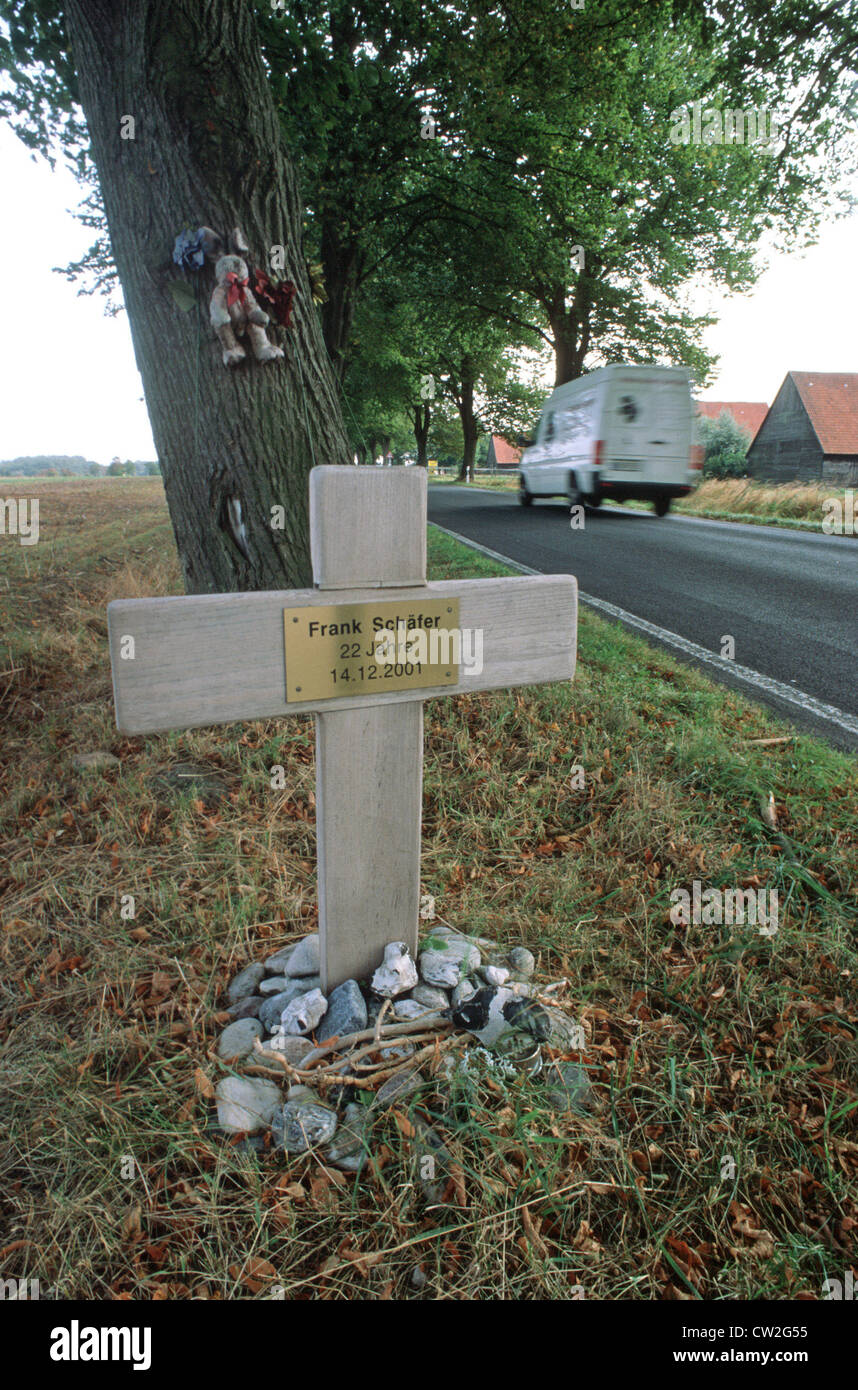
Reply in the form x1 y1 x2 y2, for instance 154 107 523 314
490 435 522 465
695 401 768 440
789 372 858 456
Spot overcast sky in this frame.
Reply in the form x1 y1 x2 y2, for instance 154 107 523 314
2 121 856 465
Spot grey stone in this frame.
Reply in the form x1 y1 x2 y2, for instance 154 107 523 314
543 1006 582 1048
227 962 266 1005
372 1068 425 1110
279 987 328 1035
217 1017 264 1061
392 999 432 1021
259 975 289 996
316 979 367 1043
277 1098 338 1153
264 943 298 975
259 978 322 1032
322 1101 374 1172
378 1041 415 1062
451 977 479 1008
227 995 263 1021
544 1062 592 1114
411 984 450 1010
72 750 120 772
419 938 481 989
260 1035 313 1066
411 1265 428 1289
507 947 535 977
372 941 419 997
216 1076 282 1134
284 934 320 978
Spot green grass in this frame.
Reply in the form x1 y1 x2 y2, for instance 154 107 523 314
0 479 855 1300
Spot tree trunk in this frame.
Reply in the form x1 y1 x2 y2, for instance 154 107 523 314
457 368 479 481
319 222 360 383
65 0 350 595
413 402 430 467
549 278 593 386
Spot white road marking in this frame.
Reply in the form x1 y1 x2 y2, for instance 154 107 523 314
429 522 858 740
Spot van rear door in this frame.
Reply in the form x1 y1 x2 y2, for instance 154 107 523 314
604 374 691 481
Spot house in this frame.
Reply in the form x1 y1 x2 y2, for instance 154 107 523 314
485 435 522 470
746 372 858 485
695 400 768 442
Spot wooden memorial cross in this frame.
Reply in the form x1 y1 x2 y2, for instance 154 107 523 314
108 466 577 991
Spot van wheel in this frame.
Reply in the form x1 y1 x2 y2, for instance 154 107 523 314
570 480 600 512
569 477 585 510
519 478 533 506
653 496 671 516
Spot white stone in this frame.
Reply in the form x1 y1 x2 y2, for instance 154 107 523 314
480 965 510 987
372 941 419 997
279 987 328 1035
420 938 481 989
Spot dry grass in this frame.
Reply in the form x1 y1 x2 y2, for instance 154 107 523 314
0 478 856 1301
677 478 842 525
447 473 853 531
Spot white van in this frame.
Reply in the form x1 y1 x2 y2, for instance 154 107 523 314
519 365 702 515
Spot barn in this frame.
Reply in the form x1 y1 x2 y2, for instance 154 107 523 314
746 372 858 485
485 435 523 471
695 400 768 442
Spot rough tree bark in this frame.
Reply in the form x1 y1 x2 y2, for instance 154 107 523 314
413 402 430 467
319 223 361 383
456 362 479 481
547 277 593 387
65 0 351 594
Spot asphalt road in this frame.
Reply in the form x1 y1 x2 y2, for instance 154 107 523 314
427 484 858 751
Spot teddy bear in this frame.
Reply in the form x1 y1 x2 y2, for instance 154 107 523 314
209 254 284 368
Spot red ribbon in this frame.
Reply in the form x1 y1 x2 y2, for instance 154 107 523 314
225 272 249 308
251 267 297 328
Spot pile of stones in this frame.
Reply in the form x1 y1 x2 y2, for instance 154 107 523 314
213 926 591 1177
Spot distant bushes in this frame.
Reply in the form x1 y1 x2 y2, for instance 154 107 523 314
698 411 751 478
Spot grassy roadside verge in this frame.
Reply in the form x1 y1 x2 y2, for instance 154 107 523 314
1 479 856 1300
438 475 854 535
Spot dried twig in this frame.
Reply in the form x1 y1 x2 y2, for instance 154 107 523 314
300 1012 450 1067
740 736 794 746
373 997 392 1042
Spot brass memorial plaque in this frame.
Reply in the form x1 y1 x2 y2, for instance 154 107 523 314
283 597 461 703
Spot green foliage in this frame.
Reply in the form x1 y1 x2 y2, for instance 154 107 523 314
0 454 101 476
699 411 752 478
3 0 858 449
